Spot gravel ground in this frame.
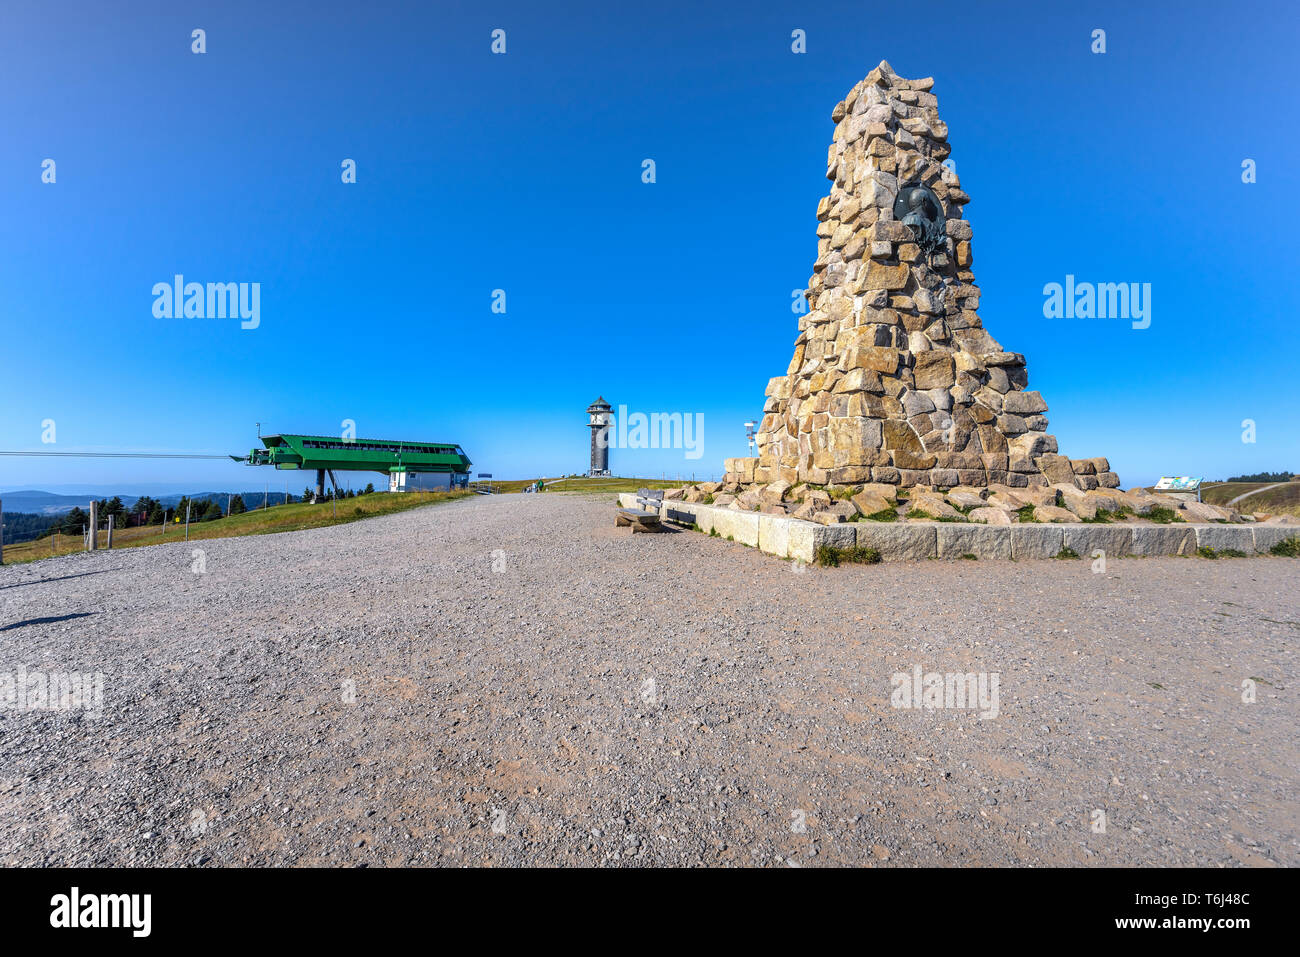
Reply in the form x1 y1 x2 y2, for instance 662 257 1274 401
0 493 1295 867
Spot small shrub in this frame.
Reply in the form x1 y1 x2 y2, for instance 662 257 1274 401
1055 546 1080 559
702 493 715 505
1269 536 1300 557
866 507 898 523
816 545 840 567
709 528 720 538
1147 506 1183 524
815 544 882 567
960 553 977 561
1016 505 1038 523
1196 546 1218 559
1219 548 1247 558
1082 509 1113 524
353 506 363 517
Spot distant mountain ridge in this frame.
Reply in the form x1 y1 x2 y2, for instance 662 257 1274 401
0 489 292 515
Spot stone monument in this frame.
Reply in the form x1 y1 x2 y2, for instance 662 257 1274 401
724 61 1119 494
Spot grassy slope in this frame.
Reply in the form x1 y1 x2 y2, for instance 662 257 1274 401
1201 481 1300 514
486 476 686 495
1 490 474 566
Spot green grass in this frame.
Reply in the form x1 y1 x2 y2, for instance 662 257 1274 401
1055 546 1080 559
1016 505 1038 523
865 507 898 522
1269 536 1300 557
960 553 977 561
1231 482 1300 516
906 507 964 522
0 490 474 566
1146 506 1183 524
1201 480 1300 509
509 476 687 495
1200 482 1271 506
1196 546 1218 559
815 544 882 567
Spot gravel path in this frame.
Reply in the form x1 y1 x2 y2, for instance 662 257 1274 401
1227 482 1289 506
1 493 1295 867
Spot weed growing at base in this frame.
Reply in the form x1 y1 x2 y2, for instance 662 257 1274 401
816 544 882 567
1269 536 1300 557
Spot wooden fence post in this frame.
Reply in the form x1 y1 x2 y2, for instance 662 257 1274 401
184 503 191 542
88 501 98 551
107 514 114 549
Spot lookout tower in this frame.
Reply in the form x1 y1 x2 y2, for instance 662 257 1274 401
587 397 612 476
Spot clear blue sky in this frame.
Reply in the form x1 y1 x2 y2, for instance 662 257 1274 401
2 0 1296 492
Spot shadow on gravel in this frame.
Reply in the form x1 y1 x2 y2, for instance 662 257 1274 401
0 569 114 591
0 612 96 631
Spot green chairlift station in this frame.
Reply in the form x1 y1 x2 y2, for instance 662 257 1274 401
232 433 472 499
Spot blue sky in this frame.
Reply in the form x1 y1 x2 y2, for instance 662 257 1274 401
1 0 1296 492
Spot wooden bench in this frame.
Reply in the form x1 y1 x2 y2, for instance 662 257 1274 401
616 488 664 533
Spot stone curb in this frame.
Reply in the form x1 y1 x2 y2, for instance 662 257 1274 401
616 494 1299 564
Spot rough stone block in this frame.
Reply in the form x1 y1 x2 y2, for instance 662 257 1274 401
1250 526 1300 554
724 457 758 483
1063 525 1133 558
713 509 761 547
860 262 909 290
1010 524 1063 559
913 351 955 390
1129 524 1196 556
855 522 937 561
787 522 817 564
936 523 1012 560
1193 525 1254 554
661 502 700 527
758 513 793 558
817 524 857 550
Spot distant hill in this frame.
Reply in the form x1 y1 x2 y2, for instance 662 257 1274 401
0 489 295 516
0 490 98 515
